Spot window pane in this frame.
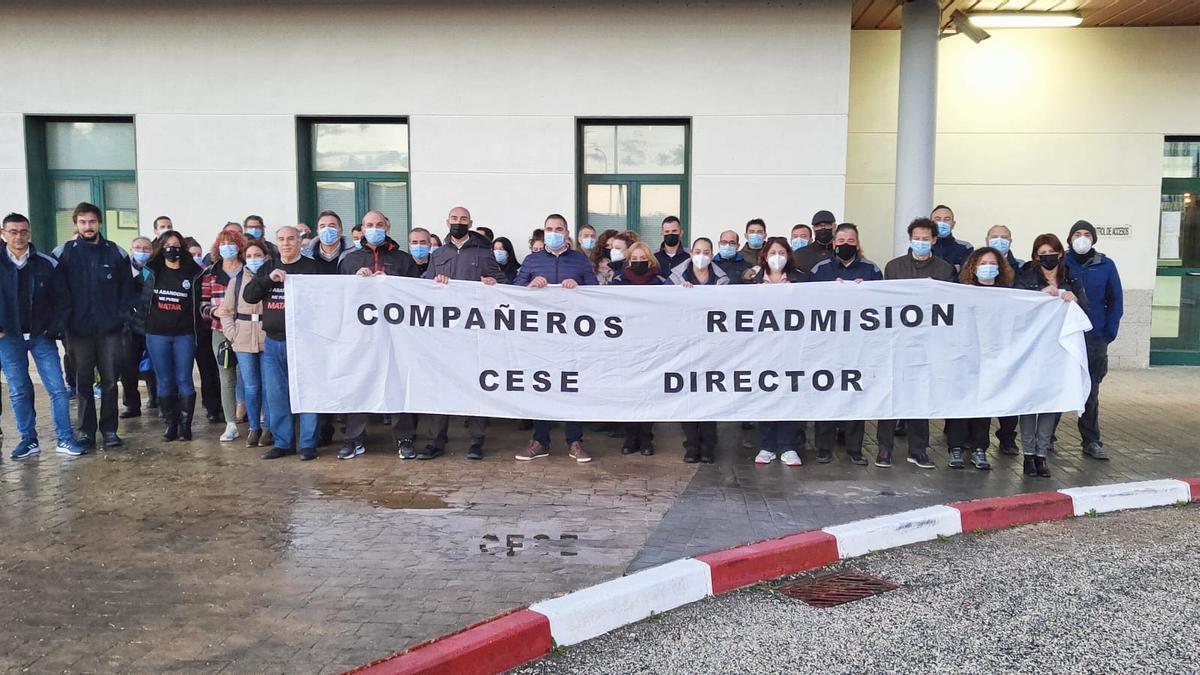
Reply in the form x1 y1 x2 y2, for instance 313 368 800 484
617 126 685 174
368 181 409 231
316 181 355 223
583 126 617 174
53 179 92 247
1163 140 1200 178
637 184 682 251
313 123 409 172
103 180 137 211
47 122 136 171
586 183 628 233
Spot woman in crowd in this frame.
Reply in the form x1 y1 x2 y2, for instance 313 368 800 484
186 236 224 423
201 230 246 442
610 242 665 456
429 233 443 253
746 236 803 466
528 228 544 254
590 229 620 284
220 241 272 448
1014 234 1087 478
669 237 728 462
945 247 1015 471
492 237 521 283
144 231 203 442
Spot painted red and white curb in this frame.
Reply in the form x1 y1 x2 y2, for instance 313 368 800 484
348 476 1200 675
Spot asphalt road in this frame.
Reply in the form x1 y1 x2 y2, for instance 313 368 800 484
518 504 1200 674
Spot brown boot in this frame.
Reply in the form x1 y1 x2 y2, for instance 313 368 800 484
569 441 592 463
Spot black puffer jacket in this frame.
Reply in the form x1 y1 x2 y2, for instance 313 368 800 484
422 232 506 283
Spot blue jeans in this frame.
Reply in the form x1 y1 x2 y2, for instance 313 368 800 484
532 420 583 449
235 350 270 431
0 335 74 444
759 421 798 453
145 334 197 397
262 337 317 450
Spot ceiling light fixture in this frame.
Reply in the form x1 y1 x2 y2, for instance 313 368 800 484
968 11 1084 29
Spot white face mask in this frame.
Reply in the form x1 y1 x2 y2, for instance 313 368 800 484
609 248 626 263
767 254 788 272
691 253 711 269
1071 236 1093 255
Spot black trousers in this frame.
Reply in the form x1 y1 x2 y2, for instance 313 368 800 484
815 420 865 453
120 331 155 411
945 418 991 451
681 422 717 459
995 416 1018 448
344 412 417 443
430 415 485 450
1079 338 1109 446
69 331 124 436
876 419 930 455
623 422 655 450
194 325 221 417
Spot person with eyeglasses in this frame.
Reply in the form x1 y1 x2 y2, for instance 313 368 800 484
0 213 86 458
713 230 750 284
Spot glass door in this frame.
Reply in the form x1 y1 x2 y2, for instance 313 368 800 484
1152 170 1200 364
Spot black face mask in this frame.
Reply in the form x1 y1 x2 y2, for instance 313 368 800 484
815 228 834 245
630 260 650 275
163 246 182 262
663 234 681 247
1039 253 1061 270
449 223 470 238
835 244 857 261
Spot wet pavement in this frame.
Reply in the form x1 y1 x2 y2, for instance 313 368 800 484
0 368 1196 672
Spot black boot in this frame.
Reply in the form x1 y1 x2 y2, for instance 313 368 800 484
1023 455 1037 476
180 394 197 441
161 395 180 441
1034 456 1050 478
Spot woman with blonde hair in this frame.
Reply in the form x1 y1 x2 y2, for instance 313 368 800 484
610 242 664 455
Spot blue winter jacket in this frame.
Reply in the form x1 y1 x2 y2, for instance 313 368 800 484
1064 251 1123 343
0 243 69 338
513 249 598 286
932 236 974 270
55 235 137 337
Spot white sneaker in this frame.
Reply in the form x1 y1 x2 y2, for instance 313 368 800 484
754 450 776 464
219 422 239 442
780 450 802 466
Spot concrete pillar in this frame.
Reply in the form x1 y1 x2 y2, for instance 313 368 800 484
892 0 939 256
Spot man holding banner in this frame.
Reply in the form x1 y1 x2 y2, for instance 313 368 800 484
512 214 598 463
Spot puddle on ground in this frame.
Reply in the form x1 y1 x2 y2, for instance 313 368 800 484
316 480 450 510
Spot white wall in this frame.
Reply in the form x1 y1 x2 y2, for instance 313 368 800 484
847 26 1200 367
0 0 851 251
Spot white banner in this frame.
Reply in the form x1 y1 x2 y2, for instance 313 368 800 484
285 276 1092 422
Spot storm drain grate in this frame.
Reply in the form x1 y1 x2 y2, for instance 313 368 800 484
777 570 899 608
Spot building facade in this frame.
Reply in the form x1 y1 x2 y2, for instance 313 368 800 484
2 0 1197 368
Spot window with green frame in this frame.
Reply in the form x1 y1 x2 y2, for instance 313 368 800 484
577 120 690 251
24 117 139 253
297 118 410 232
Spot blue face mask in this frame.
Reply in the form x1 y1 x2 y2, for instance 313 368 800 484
246 227 263 240
936 221 952 238
790 237 809 252
580 237 596 251
544 231 566 250
718 244 737 260
976 263 1000 281
363 227 386 246
910 239 933 257
409 243 430 260
988 237 1010 255
132 251 151 266
219 244 239 261
192 255 205 267
318 227 340 245
245 258 266 273
747 233 765 248
494 250 509 265
353 238 363 249
430 245 440 254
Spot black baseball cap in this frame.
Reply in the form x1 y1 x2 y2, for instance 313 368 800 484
811 210 836 226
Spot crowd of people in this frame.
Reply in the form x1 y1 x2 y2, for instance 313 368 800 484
0 202 1123 478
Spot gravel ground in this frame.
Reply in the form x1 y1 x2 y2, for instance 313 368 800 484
516 504 1200 674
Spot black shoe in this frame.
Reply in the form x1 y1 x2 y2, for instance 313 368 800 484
398 438 417 459
700 449 715 464
848 450 868 466
816 448 833 463
874 447 893 468
119 408 141 419
683 450 700 463
1023 455 1037 476
466 445 484 460
1082 442 1109 461
262 447 296 460
416 444 444 460
907 452 936 469
102 432 123 448
621 445 637 455
641 445 655 457
206 411 224 423
179 394 196 442
77 435 95 450
1035 456 1050 478
337 442 365 460
298 448 317 461
999 442 1020 456
948 447 965 469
